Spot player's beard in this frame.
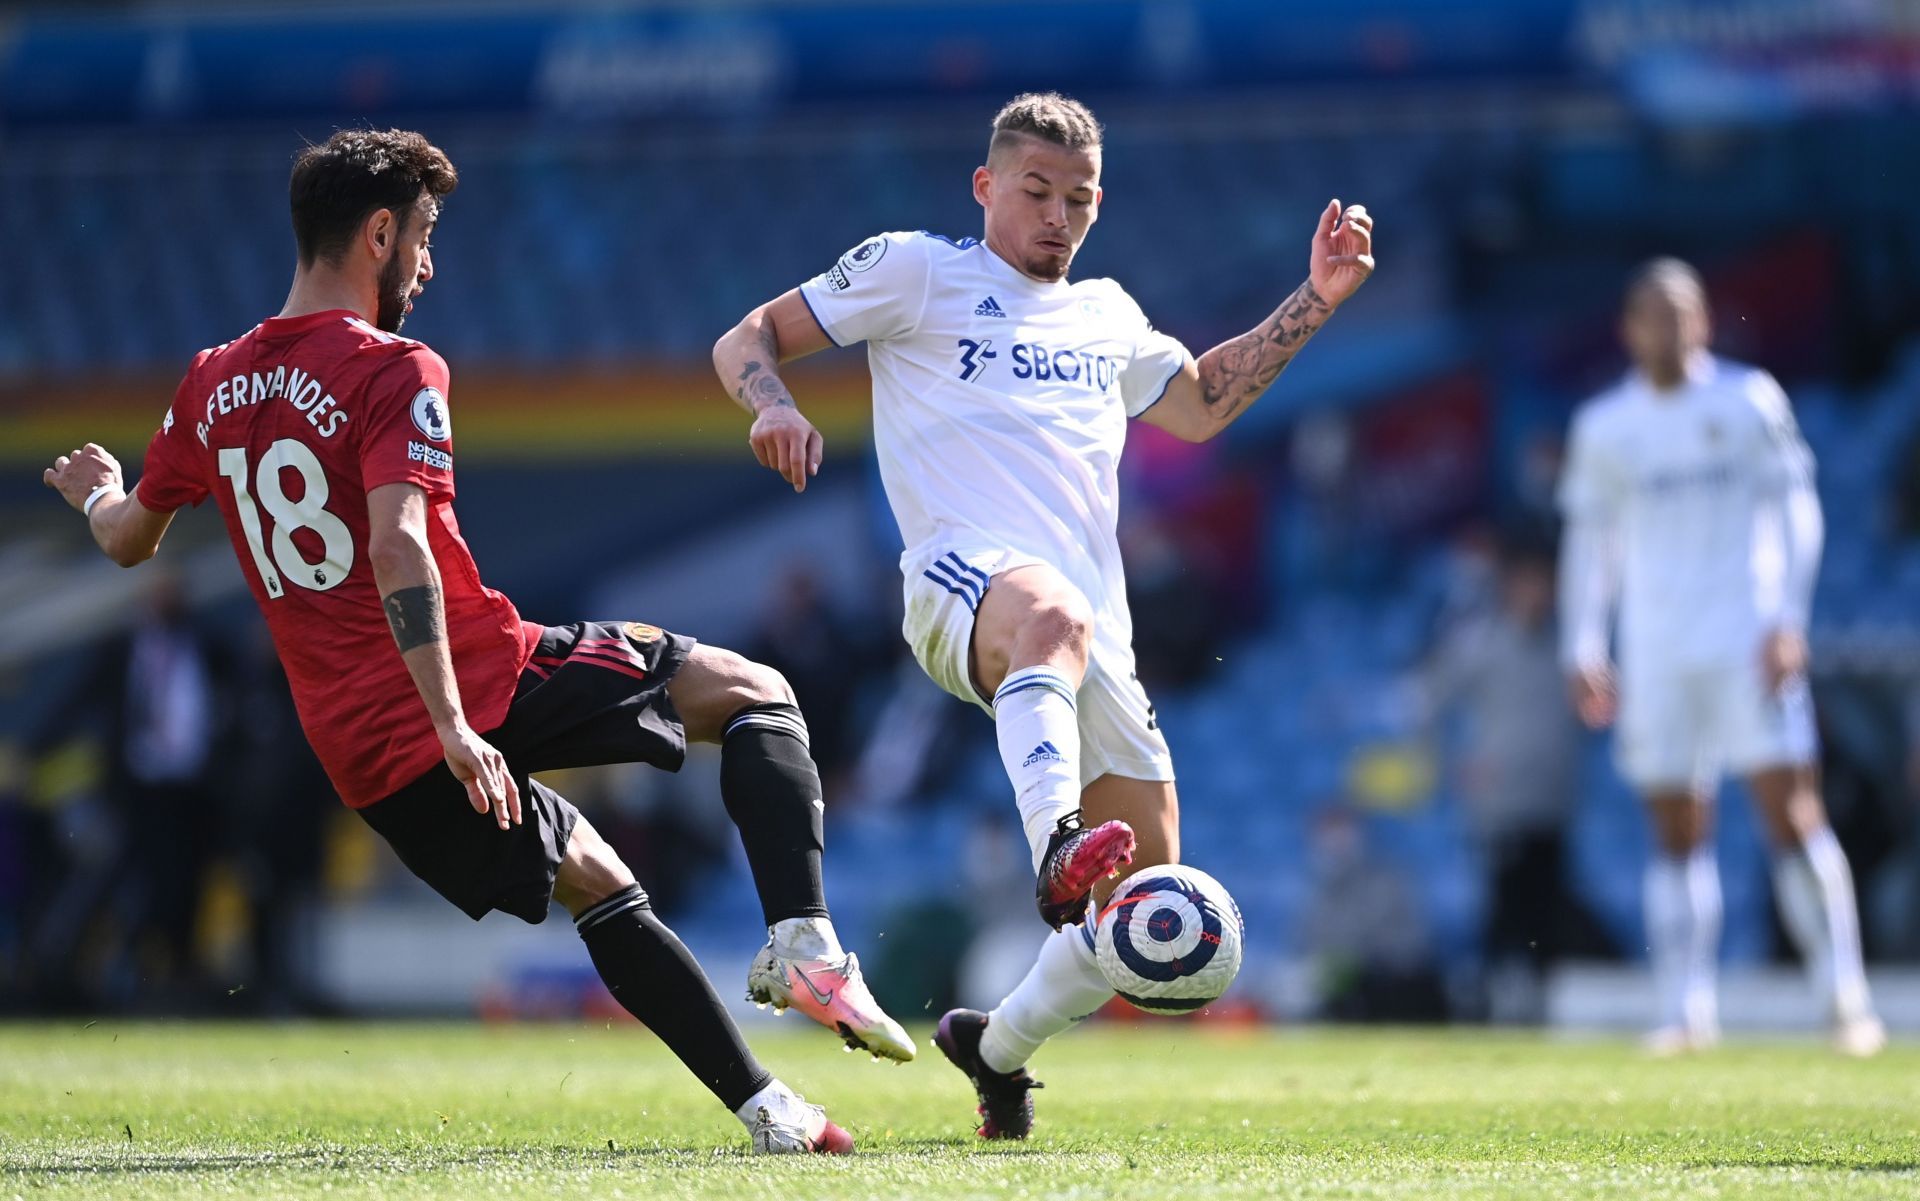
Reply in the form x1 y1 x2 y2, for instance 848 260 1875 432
374 255 412 333
1024 249 1072 283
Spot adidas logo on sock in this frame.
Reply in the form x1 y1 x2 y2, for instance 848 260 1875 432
974 296 1007 317
1022 740 1065 768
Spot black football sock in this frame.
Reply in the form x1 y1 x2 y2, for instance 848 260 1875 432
719 702 830 926
574 884 772 1111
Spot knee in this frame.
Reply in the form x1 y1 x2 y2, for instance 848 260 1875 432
1766 790 1827 851
1648 800 1706 857
1022 591 1094 660
674 646 796 736
725 656 795 711
556 820 637 916
695 640 791 706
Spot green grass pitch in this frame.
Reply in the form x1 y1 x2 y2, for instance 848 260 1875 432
3 1021 1917 1199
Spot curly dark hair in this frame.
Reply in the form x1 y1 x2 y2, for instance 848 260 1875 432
289 129 458 265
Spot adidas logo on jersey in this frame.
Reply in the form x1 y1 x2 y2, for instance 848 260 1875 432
974 296 1007 318
1022 741 1066 768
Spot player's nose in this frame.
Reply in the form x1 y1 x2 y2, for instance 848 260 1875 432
418 249 434 283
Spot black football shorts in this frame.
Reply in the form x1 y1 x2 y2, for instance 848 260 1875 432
357 620 698 923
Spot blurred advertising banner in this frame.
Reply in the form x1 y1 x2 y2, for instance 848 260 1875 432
0 360 879 464
2 0 1581 128
10 2 1914 130
1351 370 1490 538
1578 0 1920 122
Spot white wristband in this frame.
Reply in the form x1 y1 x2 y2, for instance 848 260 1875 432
82 483 122 518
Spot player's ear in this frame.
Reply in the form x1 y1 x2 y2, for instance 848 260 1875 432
366 207 396 260
972 165 994 210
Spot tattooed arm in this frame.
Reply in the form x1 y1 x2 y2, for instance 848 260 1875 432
713 288 837 492
1143 279 1338 442
1141 200 1375 444
367 481 520 828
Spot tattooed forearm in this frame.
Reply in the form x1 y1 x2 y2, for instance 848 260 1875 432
1195 280 1334 424
730 323 799 415
383 583 445 654
747 372 796 413
734 359 761 403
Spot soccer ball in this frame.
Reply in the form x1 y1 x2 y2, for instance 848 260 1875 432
1093 865 1244 1015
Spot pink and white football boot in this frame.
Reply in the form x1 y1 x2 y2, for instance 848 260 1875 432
746 944 916 1063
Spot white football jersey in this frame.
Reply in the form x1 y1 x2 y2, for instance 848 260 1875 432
1558 354 1816 671
799 231 1190 653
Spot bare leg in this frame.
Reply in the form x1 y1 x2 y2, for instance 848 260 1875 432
665 644 795 746
1080 774 1180 907
967 564 1094 700
552 815 637 917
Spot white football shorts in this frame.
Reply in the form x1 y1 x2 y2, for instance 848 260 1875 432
901 543 1174 785
1614 658 1818 793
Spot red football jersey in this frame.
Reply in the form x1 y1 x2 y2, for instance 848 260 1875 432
135 310 533 807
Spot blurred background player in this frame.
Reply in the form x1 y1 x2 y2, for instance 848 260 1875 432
39 128 910 1153
20 569 226 1008
713 92 1374 1135
1424 536 1585 1024
1558 258 1884 1057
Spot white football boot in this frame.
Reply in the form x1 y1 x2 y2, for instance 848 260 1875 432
748 1099 854 1155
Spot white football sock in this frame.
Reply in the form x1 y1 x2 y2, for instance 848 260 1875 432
734 1078 807 1128
770 916 843 961
992 666 1083 873
1644 853 1690 1030
1645 848 1720 1033
1772 826 1873 1023
979 922 1113 1074
1682 848 1723 1035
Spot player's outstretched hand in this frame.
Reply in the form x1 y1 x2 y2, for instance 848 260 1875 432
440 723 521 830
750 405 824 493
1566 664 1618 730
1310 199 1375 307
1760 628 1808 694
43 443 124 512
